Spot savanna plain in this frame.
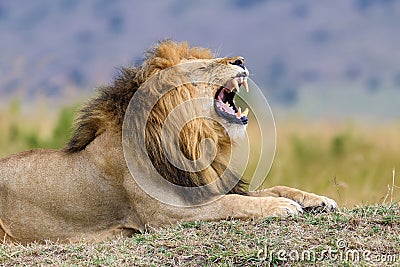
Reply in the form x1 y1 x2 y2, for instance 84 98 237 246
0 102 399 266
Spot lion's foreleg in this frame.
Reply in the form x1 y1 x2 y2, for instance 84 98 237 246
246 186 337 211
181 194 303 221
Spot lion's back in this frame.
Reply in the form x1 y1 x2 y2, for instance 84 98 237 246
0 149 60 182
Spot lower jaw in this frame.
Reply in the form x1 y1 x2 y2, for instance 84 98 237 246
214 103 248 125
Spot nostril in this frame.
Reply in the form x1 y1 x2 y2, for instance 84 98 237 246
233 59 243 66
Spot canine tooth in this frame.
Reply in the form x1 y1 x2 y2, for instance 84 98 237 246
243 78 249 92
236 76 244 83
242 108 249 116
237 107 242 117
231 78 240 92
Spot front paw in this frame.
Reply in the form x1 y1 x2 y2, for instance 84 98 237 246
301 194 338 212
263 197 303 217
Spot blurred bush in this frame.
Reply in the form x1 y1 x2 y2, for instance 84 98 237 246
1 102 76 154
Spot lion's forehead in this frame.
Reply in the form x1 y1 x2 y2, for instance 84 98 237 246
179 57 248 74
180 56 244 64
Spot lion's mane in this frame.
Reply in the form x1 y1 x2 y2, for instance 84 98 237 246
65 40 247 199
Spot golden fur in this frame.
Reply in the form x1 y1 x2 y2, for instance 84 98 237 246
0 41 337 243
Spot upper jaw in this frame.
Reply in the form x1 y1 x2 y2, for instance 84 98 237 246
225 71 249 93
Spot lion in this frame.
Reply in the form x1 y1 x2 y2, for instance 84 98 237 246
0 41 337 243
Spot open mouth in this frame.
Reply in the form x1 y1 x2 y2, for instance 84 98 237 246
214 75 249 125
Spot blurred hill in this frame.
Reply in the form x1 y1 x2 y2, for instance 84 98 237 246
1 0 400 120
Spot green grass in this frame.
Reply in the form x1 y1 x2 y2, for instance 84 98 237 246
0 101 77 155
0 204 398 266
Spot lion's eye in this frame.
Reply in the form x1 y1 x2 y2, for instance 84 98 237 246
231 59 245 69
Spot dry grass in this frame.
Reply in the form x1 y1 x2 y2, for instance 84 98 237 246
0 204 399 266
255 120 400 207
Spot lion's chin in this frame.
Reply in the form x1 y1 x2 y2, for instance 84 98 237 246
225 123 247 140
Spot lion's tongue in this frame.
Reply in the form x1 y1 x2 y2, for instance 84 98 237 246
216 87 249 118
217 92 224 102
216 88 236 115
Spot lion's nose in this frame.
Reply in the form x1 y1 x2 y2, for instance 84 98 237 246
231 58 245 70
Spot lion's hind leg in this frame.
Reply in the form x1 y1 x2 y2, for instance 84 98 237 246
0 217 16 243
0 228 12 244
247 186 337 211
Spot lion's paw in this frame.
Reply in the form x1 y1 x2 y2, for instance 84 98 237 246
301 194 338 212
263 197 303 217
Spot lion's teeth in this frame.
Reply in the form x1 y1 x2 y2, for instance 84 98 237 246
237 107 242 117
231 78 240 92
242 108 249 116
243 78 249 93
236 76 244 83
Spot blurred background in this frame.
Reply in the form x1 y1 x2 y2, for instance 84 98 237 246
0 0 399 207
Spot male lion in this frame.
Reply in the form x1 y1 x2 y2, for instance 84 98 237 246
0 41 337 243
